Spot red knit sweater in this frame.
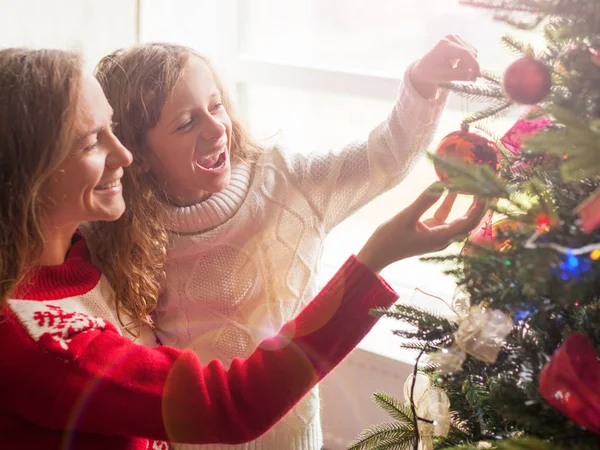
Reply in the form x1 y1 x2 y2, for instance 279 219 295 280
0 234 398 449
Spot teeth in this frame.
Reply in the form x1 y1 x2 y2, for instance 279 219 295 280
199 148 224 161
97 180 120 189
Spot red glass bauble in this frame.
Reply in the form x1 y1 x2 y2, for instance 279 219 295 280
539 333 600 436
503 56 552 104
434 129 501 189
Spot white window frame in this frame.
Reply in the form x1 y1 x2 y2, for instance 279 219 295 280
215 0 485 137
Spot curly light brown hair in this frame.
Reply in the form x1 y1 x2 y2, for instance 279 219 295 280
90 43 263 334
0 48 82 306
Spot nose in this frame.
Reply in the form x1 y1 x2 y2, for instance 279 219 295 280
199 114 226 141
106 133 133 168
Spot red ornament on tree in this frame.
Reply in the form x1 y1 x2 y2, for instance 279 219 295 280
589 47 600 67
501 108 552 156
577 187 600 234
539 333 600 436
434 127 501 191
503 56 552 104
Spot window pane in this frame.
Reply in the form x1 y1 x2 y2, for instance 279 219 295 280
240 0 540 75
245 84 519 307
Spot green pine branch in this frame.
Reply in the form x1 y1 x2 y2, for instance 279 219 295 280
373 304 457 346
347 421 415 450
442 436 558 450
439 81 506 101
494 12 545 30
419 254 463 264
495 438 558 450
372 393 414 425
459 0 540 13
372 304 449 325
428 153 510 197
433 425 475 449
398 340 434 352
392 329 452 347
461 101 514 126
480 70 503 85
553 0 600 25
500 34 530 56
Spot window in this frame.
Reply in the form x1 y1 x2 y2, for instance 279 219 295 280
141 0 541 361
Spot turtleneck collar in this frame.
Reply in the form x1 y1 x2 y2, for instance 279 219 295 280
166 162 252 234
13 232 101 300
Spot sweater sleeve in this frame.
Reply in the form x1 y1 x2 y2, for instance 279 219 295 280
271 65 448 233
0 255 398 445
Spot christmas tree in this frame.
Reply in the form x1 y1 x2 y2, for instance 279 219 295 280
350 1 600 449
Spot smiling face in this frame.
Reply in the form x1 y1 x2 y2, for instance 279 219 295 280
43 74 133 229
145 57 233 206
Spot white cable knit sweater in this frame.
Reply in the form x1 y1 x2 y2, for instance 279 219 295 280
153 69 447 450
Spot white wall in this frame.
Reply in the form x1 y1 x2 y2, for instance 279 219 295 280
139 0 217 59
0 0 138 69
320 348 414 450
138 0 237 88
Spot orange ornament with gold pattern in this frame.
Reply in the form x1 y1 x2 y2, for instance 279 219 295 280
492 215 525 252
462 213 525 256
434 127 501 192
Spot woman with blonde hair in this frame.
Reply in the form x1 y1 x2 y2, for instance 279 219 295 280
92 37 481 449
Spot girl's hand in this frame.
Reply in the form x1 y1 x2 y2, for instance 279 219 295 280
357 185 487 273
410 35 480 99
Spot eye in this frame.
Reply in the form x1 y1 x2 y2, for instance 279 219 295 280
176 118 194 132
212 102 224 112
83 139 98 152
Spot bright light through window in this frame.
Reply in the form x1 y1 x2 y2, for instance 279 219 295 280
240 0 537 74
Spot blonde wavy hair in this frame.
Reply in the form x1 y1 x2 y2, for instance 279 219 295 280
90 43 263 334
0 48 82 306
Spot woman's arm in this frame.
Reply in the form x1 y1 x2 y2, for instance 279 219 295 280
1 256 396 444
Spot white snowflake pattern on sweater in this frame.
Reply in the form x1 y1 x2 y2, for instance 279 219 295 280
8 299 107 353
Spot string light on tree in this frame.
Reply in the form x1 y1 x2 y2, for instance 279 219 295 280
556 252 591 281
536 214 551 233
